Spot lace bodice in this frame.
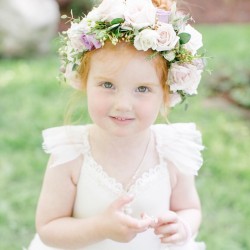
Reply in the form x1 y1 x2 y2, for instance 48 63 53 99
42 123 204 175
29 123 205 250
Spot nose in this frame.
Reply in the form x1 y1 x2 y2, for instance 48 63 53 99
113 91 133 112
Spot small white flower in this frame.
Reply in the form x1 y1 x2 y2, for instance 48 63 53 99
183 24 203 55
125 0 156 29
87 0 125 22
65 42 76 62
156 23 179 51
169 92 182 107
134 29 158 51
168 63 202 95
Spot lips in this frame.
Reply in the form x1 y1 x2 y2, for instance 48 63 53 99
115 117 130 121
110 116 135 124
112 116 134 121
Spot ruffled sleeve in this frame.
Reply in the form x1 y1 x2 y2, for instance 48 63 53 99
42 125 90 168
152 123 204 175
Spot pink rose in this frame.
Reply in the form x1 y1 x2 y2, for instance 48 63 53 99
168 63 202 95
124 0 156 29
156 23 179 51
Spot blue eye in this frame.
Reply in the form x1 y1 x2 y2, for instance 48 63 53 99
102 82 113 89
137 86 149 93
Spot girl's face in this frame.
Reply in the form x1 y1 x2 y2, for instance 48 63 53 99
86 44 164 137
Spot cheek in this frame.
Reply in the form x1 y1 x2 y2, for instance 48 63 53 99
87 90 110 119
138 96 163 120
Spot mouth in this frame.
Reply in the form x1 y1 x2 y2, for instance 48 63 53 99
114 117 132 121
110 116 135 122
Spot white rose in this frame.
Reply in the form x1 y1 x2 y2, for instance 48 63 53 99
134 29 158 51
87 0 125 22
168 63 202 95
79 18 92 32
67 21 88 51
124 0 156 29
169 93 182 107
156 23 179 51
183 24 203 55
64 63 82 90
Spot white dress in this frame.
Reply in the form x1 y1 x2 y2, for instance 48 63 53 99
28 123 206 250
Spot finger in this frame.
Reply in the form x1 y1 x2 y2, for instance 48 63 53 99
157 211 178 225
155 223 178 235
125 216 152 231
111 195 134 210
160 233 180 244
141 213 158 228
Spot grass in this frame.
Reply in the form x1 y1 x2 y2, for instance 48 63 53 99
0 24 250 249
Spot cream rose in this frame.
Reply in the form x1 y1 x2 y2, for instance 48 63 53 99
134 29 158 51
168 63 202 95
183 24 203 55
87 0 125 22
124 0 156 29
156 23 179 51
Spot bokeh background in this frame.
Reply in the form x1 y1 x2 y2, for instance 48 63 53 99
0 0 250 249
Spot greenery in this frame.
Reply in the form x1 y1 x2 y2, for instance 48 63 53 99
0 24 250 249
202 24 250 108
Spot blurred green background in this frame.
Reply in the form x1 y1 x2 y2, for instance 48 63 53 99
0 1 250 249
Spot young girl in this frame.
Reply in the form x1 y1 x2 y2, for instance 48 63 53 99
29 0 206 249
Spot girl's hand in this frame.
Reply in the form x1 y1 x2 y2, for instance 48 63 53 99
100 195 152 243
153 211 191 244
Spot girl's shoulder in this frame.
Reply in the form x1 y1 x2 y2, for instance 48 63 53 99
42 125 90 168
152 123 204 176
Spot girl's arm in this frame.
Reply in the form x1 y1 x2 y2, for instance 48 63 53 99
36 156 152 249
153 164 202 244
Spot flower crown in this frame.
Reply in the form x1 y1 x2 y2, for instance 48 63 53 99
59 0 205 107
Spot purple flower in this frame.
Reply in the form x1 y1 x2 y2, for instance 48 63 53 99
156 9 171 23
81 34 102 51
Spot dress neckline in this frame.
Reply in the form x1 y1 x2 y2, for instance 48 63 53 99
81 125 168 194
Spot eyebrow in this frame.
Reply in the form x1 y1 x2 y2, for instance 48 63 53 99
136 82 161 88
94 76 114 81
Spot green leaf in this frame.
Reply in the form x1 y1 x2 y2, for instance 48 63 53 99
107 23 120 31
110 18 124 25
179 33 191 45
